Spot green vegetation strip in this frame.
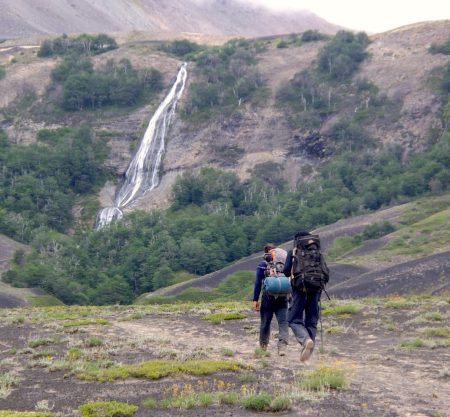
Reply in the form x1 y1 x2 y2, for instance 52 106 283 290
203 312 247 324
63 319 109 328
78 359 246 382
79 401 137 417
0 413 54 417
321 302 362 316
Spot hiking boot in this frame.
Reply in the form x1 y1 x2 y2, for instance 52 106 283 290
300 338 314 362
278 344 287 356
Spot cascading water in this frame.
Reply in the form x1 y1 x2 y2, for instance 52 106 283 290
95 63 187 229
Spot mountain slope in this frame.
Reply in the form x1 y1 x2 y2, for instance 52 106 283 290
0 0 340 39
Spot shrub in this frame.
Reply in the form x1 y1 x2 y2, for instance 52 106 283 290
159 39 202 58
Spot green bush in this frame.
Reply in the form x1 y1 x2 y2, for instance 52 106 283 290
318 31 370 81
301 30 329 42
182 39 266 122
159 39 203 58
429 36 450 55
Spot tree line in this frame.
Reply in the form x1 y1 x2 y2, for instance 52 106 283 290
3 130 450 305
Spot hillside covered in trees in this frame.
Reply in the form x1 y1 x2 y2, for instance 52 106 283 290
1 22 450 304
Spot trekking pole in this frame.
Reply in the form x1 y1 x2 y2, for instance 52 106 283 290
319 288 331 353
319 295 324 353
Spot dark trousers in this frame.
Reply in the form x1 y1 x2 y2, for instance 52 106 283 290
260 293 289 347
288 288 321 346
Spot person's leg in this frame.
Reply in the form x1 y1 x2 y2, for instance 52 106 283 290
299 291 321 362
288 289 310 345
274 297 289 347
259 295 273 348
305 291 321 342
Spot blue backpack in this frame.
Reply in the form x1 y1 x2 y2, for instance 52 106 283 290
263 247 291 296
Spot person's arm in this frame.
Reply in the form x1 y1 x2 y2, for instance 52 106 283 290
253 261 266 311
283 250 293 277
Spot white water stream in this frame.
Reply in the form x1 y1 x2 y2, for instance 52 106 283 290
96 64 187 229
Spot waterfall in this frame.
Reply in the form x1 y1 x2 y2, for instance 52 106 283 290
95 63 187 229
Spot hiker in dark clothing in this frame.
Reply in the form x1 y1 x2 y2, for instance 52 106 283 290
253 244 289 356
283 231 329 362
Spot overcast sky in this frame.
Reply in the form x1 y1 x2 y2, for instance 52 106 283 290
249 0 450 33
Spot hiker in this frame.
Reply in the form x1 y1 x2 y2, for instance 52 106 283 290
252 243 289 356
283 231 329 362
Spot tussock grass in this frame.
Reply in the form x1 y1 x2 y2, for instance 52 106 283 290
421 327 450 338
28 337 58 348
400 338 427 349
424 312 444 321
78 359 246 382
241 392 290 412
203 312 247 324
0 371 22 399
299 363 347 391
254 347 270 358
86 337 104 347
384 296 416 310
322 302 362 316
79 401 138 417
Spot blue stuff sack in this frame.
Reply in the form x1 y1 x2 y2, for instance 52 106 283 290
263 275 291 296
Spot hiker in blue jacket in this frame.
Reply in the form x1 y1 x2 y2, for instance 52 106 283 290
252 244 289 356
